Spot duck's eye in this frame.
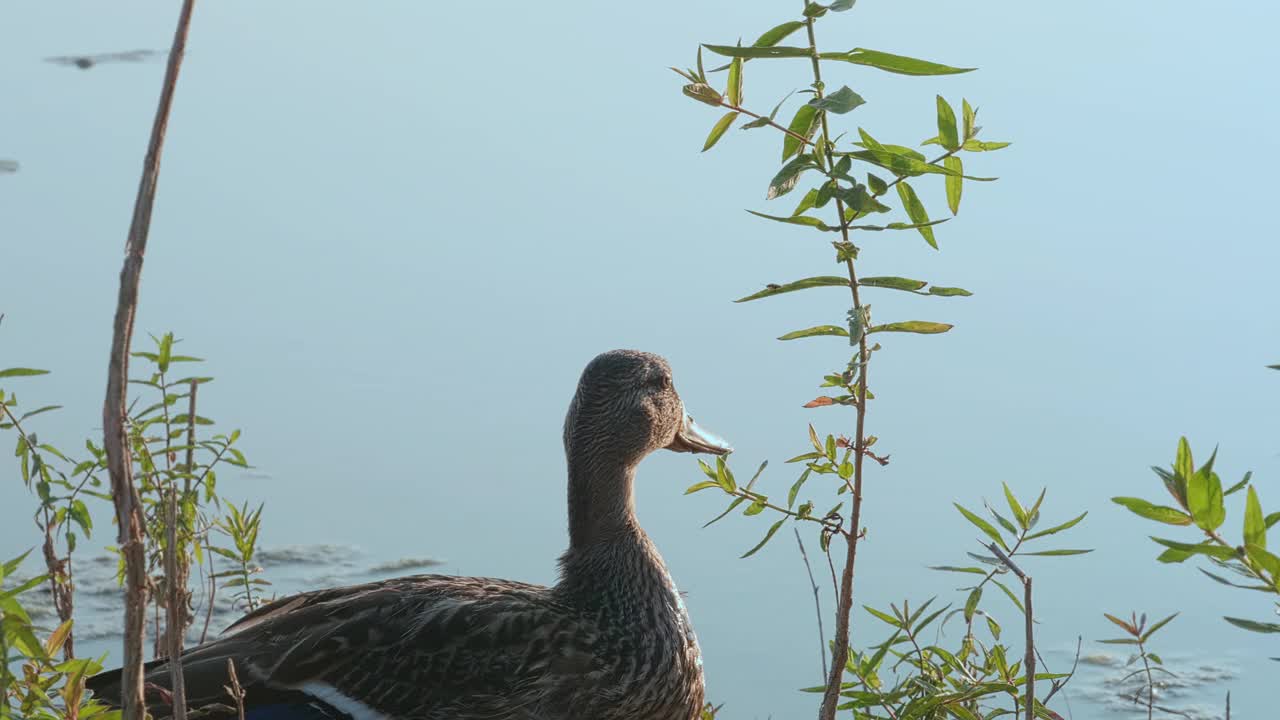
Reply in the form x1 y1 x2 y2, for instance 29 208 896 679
649 375 670 390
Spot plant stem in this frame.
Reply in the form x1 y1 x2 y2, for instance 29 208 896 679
102 2 197 717
988 543 1035 719
164 487 188 720
801 11 869 720
1023 575 1035 720
716 99 815 147
1138 637 1154 720
794 528 828 680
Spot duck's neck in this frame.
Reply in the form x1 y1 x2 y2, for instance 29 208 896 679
558 454 675 607
565 456 640 551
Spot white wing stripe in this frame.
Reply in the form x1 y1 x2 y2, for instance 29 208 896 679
295 681 391 720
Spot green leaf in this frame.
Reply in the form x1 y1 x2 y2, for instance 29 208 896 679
735 276 849 302
858 276 927 292
788 467 812 509
746 210 831 231
829 0 856 10
704 44 811 59
753 21 805 48
1225 470 1252 496
1024 511 1087 541
962 99 976 139
809 86 866 115
726 57 743 106
740 116 771 130
782 105 819 162
715 456 736 492
802 2 828 18
1149 537 1237 560
1245 543 1280 578
1224 616 1280 633
866 173 888 195
1199 568 1271 591
1002 483 1028 529
1175 437 1194 481
682 83 723 106
768 155 817 199
69 499 93 533
962 139 1011 152
1140 613 1178 643
743 497 767 516
1111 497 1193 525
963 587 982 623
1156 547 1194 563
0 368 49 378
741 518 786 558
896 181 936 248
954 503 1008 550
703 111 739 152
928 286 972 297
864 605 903 628
1245 486 1266 549
819 48 975 76
1021 548 1093 556
993 579 1024 613
1187 461 1226 531
929 565 985 575
843 149 953 179
704 496 748 527
791 188 819 216
868 321 953 335
685 480 720 494
944 156 963 215
778 325 849 341
936 96 960 150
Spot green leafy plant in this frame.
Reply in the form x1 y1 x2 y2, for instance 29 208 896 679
209 502 269 613
1113 437 1280 637
1 552 118 720
2 332 258 717
1099 611 1178 719
672 3 1053 717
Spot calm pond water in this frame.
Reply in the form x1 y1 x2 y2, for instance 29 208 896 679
3 1 1278 718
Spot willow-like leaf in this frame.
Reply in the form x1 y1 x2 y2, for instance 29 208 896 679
735 276 849 302
869 321 953 334
753 21 805 48
702 111 738 152
778 325 849 341
819 48 974 76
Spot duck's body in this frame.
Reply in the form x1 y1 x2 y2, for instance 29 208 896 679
87 350 727 720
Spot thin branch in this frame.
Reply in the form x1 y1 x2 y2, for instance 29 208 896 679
102 1 198 718
717 99 815 148
794 528 828 680
988 543 1034 720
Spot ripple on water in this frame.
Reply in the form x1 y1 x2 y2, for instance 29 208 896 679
1060 646 1238 720
6 544 443 643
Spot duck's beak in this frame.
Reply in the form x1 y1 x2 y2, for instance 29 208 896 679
666 414 732 455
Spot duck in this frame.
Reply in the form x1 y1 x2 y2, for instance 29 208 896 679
86 349 731 720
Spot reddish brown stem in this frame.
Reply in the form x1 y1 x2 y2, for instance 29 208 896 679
803 9 869 719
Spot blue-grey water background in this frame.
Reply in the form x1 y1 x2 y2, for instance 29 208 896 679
2 1 1278 718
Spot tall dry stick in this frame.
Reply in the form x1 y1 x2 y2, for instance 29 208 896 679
102 2 198 718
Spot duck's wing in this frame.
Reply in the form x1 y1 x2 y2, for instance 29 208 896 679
87 574 605 720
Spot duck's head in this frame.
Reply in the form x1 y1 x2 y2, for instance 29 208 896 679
565 349 730 466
